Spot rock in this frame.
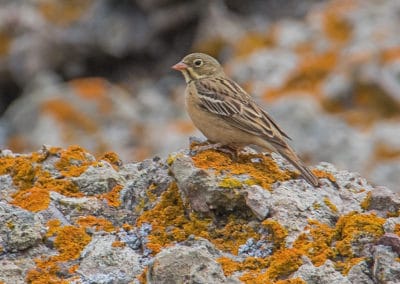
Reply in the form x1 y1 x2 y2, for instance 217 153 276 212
72 161 125 196
147 239 238 284
119 156 173 211
0 202 44 252
78 234 142 284
372 245 400 283
346 261 374 284
362 186 400 213
376 233 400 255
293 259 352 284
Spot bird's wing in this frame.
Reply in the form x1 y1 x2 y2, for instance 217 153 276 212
195 77 291 147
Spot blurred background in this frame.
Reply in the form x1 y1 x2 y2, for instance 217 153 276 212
0 0 399 191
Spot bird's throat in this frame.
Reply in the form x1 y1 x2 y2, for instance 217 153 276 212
182 68 202 83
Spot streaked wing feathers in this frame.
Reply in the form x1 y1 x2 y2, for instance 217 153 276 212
195 78 291 147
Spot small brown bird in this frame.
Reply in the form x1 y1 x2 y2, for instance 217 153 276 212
172 53 319 187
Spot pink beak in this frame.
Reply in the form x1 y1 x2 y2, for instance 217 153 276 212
172 61 188 71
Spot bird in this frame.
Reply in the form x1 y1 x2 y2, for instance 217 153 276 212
172 53 320 187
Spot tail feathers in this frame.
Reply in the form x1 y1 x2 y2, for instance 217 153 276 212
277 146 320 187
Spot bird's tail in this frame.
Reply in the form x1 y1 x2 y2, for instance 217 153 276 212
276 145 320 187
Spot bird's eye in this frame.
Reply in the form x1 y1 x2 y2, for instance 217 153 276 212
194 59 203 67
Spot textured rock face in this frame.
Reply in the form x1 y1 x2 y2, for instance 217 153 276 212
0 145 400 283
1 0 400 193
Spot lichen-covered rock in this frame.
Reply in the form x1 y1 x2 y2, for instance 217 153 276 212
293 260 352 284
0 145 399 283
147 239 239 284
77 235 142 284
0 202 44 252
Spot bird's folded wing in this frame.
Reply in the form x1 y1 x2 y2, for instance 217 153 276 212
195 78 291 148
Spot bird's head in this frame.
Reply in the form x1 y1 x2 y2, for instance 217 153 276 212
172 53 225 83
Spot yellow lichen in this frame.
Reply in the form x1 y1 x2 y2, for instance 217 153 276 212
218 177 243 189
97 151 122 169
192 150 294 190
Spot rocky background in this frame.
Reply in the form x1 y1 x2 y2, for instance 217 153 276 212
0 0 399 192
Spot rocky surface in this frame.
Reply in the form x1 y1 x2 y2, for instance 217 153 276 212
0 0 399 192
0 145 399 283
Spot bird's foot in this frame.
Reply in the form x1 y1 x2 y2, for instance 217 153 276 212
190 142 240 161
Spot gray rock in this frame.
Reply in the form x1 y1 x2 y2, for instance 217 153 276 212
293 259 351 284
372 245 400 283
0 202 44 252
346 260 374 284
147 240 238 284
383 217 400 233
78 235 142 284
72 161 125 196
119 157 173 211
362 186 400 213
0 260 33 284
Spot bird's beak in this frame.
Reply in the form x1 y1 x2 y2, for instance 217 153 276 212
172 61 188 71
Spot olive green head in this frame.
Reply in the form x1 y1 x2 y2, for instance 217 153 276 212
172 53 225 82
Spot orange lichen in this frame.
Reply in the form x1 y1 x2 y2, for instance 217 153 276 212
192 150 294 190
0 30 11 56
0 155 37 190
394 224 400 237
38 0 92 26
261 220 288 250
293 220 335 266
323 197 338 213
97 151 122 169
240 248 303 283
11 187 50 212
374 143 400 161
54 145 94 177
112 241 126 248
69 77 113 114
234 32 274 57
136 183 211 254
218 256 268 277
323 12 352 43
265 51 337 100
76 215 115 232
335 257 364 275
27 220 91 283
275 279 306 284
312 169 336 183
136 183 261 255
360 192 371 210
99 184 123 207
334 212 385 267
41 98 98 134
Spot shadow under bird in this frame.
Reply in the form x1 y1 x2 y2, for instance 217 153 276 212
172 53 320 187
